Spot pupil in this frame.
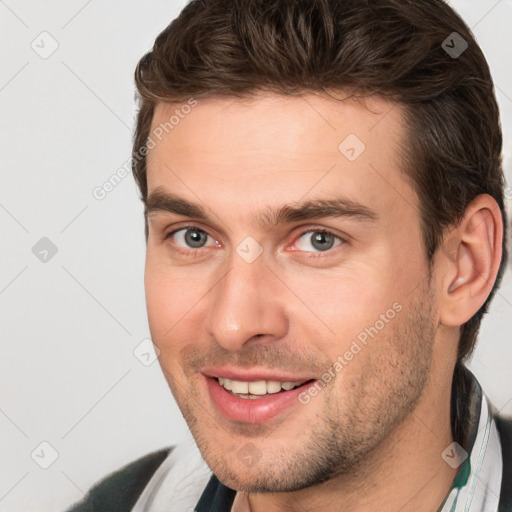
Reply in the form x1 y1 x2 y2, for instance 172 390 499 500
312 232 334 251
185 229 206 248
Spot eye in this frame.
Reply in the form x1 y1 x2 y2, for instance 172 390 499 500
168 227 217 249
295 230 343 252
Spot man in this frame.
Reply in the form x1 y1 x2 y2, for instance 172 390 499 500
67 0 511 510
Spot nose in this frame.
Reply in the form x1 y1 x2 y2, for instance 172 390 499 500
205 252 288 352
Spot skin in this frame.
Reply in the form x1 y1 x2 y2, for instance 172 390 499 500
144 92 503 511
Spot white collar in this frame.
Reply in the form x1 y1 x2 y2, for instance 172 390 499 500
439 394 502 512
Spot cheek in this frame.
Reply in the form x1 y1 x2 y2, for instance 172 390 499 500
144 255 207 351
286 266 399 345
145 266 210 389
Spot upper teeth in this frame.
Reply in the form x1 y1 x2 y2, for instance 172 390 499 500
218 377 307 395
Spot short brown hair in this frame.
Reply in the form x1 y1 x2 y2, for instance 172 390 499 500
132 0 508 361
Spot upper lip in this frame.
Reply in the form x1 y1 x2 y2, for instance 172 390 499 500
201 366 315 382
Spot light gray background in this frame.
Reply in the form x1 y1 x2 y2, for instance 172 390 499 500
1 1 511 510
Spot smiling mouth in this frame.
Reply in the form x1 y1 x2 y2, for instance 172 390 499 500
217 377 313 399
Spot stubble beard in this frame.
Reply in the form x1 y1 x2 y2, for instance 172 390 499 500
171 283 437 494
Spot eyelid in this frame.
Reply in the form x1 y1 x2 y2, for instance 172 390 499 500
153 214 225 242
164 222 214 239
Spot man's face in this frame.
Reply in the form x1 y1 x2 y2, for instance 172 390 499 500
144 93 439 492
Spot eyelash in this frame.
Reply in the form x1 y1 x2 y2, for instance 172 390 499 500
163 225 346 258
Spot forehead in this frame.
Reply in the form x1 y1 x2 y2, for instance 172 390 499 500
148 92 404 162
146 92 412 220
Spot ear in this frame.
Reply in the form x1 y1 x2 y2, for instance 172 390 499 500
438 194 503 327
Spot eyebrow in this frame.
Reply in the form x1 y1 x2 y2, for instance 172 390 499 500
145 187 378 228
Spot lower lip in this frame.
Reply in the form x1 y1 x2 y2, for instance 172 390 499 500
205 376 314 424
